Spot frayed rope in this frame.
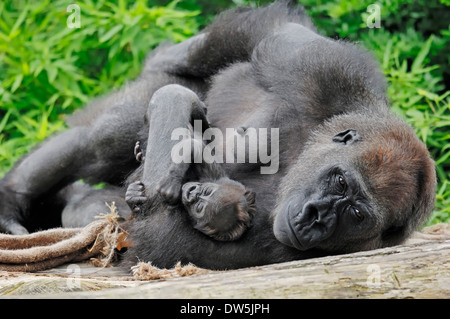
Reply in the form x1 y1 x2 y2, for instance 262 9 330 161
131 261 209 281
90 202 130 268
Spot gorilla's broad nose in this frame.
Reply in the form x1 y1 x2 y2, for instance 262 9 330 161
299 201 326 225
291 200 338 250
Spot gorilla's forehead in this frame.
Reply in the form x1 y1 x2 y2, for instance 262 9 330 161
209 184 245 207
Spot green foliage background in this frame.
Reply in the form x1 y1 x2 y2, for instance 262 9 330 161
0 0 449 225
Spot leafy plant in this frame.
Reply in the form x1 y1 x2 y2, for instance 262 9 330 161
0 0 448 225
0 0 201 175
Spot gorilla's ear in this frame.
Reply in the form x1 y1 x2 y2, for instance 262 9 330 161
332 129 361 145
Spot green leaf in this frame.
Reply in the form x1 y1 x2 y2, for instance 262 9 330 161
11 74 23 93
9 6 29 39
45 66 57 84
0 109 12 133
411 36 433 71
417 89 440 101
119 23 141 48
436 151 450 166
99 25 123 43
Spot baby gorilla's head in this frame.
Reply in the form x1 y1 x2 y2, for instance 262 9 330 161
181 178 256 241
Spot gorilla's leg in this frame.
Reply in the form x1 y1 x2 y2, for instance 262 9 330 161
60 182 131 228
0 104 142 234
0 128 90 234
139 84 208 199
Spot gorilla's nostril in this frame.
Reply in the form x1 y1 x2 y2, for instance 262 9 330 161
299 201 325 226
308 205 319 221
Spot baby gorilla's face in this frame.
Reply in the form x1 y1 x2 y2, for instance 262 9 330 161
181 178 256 241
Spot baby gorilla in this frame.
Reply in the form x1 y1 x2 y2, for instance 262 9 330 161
127 141 256 242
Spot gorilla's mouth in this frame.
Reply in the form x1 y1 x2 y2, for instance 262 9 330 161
285 206 304 249
275 201 337 251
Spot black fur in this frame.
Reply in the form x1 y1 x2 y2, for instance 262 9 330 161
0 2 436 270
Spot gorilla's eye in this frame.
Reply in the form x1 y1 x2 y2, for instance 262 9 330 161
353 207 364 221
336 175 346 192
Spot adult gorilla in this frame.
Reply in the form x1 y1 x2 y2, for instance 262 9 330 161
0 1 436 269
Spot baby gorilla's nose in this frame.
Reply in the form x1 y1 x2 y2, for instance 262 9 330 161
182 182 200 204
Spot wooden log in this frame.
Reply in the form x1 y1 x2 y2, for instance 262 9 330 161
1 225 449 299
69 239 450 299
1 238 447 299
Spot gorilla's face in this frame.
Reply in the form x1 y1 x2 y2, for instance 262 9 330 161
272 114 436 253
273 163 379 252
181 178 256 241
181 178 248 219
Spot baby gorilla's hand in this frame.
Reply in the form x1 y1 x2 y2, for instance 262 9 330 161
156 175 182 205
125 181 147 214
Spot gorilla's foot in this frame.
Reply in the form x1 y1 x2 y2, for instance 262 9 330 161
125 181 147 214
134 141 144 163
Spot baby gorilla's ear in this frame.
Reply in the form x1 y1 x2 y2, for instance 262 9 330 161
245 190 256 207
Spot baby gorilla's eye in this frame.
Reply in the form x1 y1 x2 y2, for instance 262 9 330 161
338 175 345 186
196 202 205 212
203 187 213 196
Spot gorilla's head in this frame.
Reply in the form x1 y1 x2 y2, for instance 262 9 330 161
272 112 436 253
182 178 256 241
